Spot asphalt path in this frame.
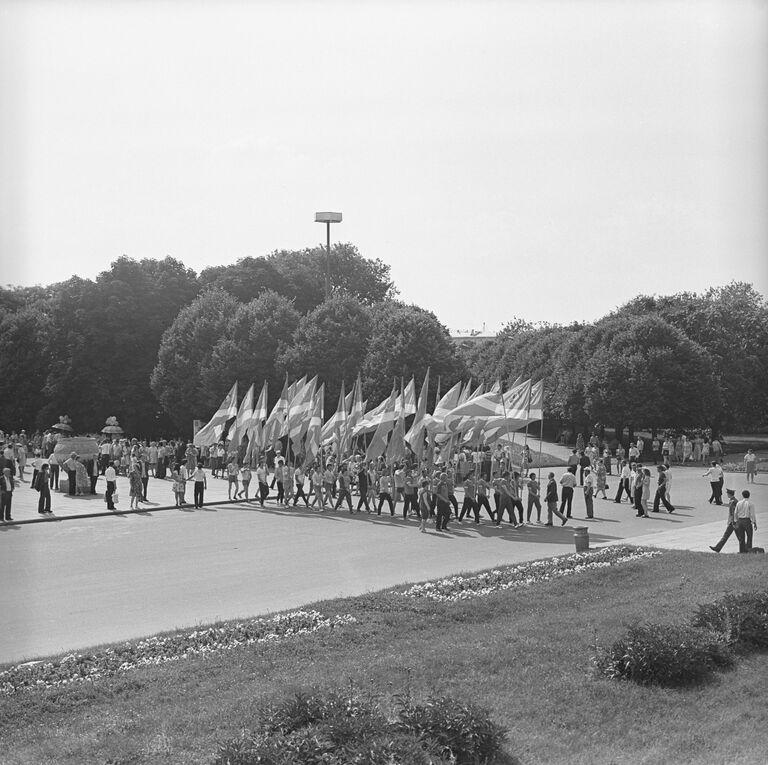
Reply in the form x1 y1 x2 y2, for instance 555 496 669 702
1 466 765 665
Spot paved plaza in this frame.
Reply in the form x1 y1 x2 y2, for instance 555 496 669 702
1 460 765 665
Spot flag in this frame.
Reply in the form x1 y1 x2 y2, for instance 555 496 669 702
262 377 289 448
303 384 325 467
321 381 348 446
280 376 314 438
353 393 393 436
386 405 407 463
286 375 318 446
341 374 364 453
365 388 398 461
395 377 417 416
405 367 430 460
244 381 268 462
424 380 463 434
484 379 544 441
228 382 255 451
193 381 239 447
443 378 531 433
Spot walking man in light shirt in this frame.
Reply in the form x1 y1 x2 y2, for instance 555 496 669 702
733 490 757 553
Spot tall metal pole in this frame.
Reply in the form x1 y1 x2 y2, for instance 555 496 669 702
325 221 331 300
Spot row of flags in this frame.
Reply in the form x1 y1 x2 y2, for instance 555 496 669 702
193 371 544 467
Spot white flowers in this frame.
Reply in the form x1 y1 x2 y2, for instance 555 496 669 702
396 546 661 603
0 610 357 695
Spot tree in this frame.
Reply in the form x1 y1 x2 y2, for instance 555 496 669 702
0 305 51 431
580 315 720 434
199 291 300 410
151 287 241 432
361 302 465 405
40 257 200 435
198 243 396 314
276 295 372 406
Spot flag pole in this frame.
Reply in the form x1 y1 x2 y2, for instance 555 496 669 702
537 384 545 484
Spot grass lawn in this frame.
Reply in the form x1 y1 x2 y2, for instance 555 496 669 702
1 549 766 764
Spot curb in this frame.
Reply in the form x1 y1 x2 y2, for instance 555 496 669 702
1 498 263 526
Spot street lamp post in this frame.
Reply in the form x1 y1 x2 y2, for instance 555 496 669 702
314 211 342 300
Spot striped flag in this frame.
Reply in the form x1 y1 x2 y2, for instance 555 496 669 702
424 380 463 434
193 381 239 447
321 381 348 446
244 381 268 462
405 367 430 460
286 375 318 446
342 374 364 453
443 377 531 433
365 388 398 461
262 377 289 448
396 377 417 416
303 385 325 468
228 382 255 451
353 393 395 436
482 379 543 441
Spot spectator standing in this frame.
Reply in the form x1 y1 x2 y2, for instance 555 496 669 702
640 468 651 517
733 490 757 553
128 463 143 510
105 461 117 510
595 459 608 499
193 462 207 508
583 467 595 519
1 467 15 521
744 449 757 483
36 463 52 515
559 468 576 518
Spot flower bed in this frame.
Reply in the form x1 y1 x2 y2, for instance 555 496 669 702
0 610 356 695
395 546 661 603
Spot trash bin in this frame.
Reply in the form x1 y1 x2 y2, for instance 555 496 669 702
574 526 589 552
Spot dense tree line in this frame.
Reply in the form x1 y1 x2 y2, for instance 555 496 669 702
0 245 462 435
1 243 765 441
461 282 768 436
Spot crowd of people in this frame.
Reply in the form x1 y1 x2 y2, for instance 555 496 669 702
0 428 761 552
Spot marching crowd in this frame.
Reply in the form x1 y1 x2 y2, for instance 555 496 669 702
0 428 761 552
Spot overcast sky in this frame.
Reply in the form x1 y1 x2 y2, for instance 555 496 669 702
2 0 766 332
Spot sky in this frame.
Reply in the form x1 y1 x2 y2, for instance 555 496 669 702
1 0 767 333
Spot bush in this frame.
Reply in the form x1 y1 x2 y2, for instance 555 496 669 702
213 687 507 764
692 591 768 653
395 694 508 763
596 622 734 687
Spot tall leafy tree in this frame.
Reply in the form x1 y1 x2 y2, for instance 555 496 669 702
361 302 465 405
621 282 768 429
41 257 199 435
199 290 300 410
198 243 395 314
0 305 51 431
151 287 240 432
276 295 372 407
579 314 720 435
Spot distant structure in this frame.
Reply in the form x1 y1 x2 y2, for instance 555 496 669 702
450 327 496 350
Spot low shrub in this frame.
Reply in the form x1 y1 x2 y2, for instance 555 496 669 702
692 591 768 652
596 622 734 687
395 694 508 763
213 687 507 764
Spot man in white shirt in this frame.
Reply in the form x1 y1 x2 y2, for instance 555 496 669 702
733 490 757 553
104 461 117 510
